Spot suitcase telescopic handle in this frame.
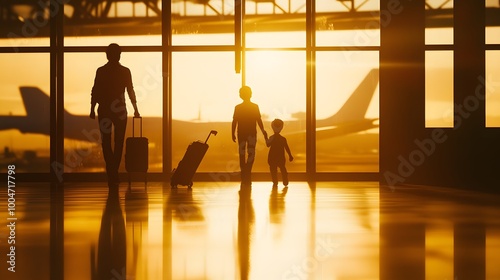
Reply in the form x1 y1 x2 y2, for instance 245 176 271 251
204 130 218 144
133 116 142 138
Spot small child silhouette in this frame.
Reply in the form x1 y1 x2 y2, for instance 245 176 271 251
266 119 293 188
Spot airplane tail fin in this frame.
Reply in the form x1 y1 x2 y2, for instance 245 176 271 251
320 68 379 125
20 87 51 119
17 86 98 140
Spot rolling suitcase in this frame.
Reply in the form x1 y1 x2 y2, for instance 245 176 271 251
125 116 148 186
170 130 217 188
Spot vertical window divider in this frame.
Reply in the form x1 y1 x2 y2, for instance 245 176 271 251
306 0 316 180
50 0 64 185
163 0 172 178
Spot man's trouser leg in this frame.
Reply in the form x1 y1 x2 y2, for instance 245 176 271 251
98 113 115 183
112 115 127 175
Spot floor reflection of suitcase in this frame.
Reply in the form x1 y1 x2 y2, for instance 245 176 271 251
170 130 217 188
125 117 148 186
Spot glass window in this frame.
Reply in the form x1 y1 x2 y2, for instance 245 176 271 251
486 0 500 44
486 51 500 127
425 51 454 128
1 0 390 176
245 1 306 48
171 0 234 46
316 0 380 47
64 52 163 173
426 28 453 45
316 51 379 172
0 53 50 173
486 27 500 45
64 1 162 46
65 35 162 47
171 52 241 173
425 0 453 45
246 31 305 48
0 1 51 47
245 50 306 172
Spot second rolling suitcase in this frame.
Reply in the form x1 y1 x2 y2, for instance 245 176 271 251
170 130 217 188
125 116 148 186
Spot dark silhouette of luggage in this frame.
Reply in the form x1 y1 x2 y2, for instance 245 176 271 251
171 130 218 188
125 117 148 186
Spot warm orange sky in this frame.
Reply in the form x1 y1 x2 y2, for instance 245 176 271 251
0 33 380 120
1 0 500 153
2 31 499 122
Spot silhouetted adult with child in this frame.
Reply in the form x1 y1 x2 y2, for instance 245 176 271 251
232 86 267 185
90 43 140 187
266 119 293 188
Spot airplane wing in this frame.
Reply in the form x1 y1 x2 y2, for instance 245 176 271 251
316 118 379 138
283 118 378 143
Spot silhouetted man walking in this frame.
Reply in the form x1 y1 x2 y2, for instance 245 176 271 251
90 43 140 187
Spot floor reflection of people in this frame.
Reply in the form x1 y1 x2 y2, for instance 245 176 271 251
269 186 287 224
238 186 255 280
163 188 205 279
91 189 127 280
124 186 149 280
168 188 204 222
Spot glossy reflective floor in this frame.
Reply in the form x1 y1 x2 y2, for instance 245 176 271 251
1 181 500 280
